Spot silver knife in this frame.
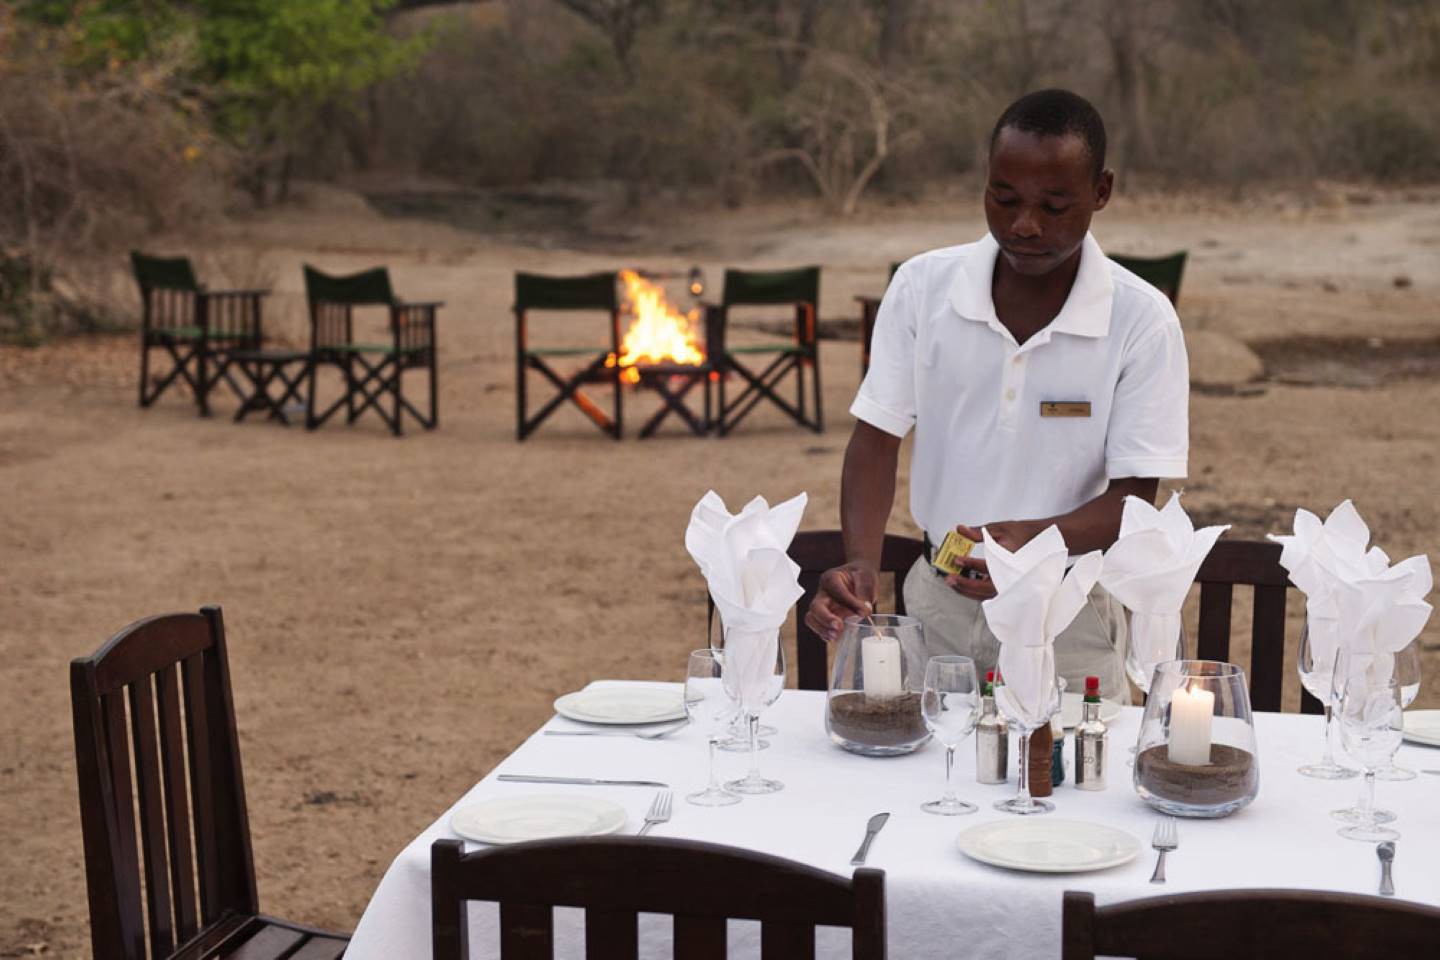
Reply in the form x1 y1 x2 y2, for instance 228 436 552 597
1377 841 1395 897
850 812 890 866
498 774 669 787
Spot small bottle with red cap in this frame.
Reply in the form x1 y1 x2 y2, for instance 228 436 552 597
1073 675 1108 791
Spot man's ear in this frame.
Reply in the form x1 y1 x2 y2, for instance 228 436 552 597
1094 169 1114 211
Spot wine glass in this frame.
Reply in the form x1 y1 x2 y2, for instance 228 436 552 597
1333 671 1404 842
722 630 786 795
993 659 1064 815
920 656 980 816
1296 620 1358 780
684 650 742 807
1375 640 1421 781
709 614 776 748
1126 612 1185 695
1330 649 1401 825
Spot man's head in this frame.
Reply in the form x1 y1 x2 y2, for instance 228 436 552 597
985 89 1113 278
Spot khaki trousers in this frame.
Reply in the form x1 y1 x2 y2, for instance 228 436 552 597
902 556 1132 703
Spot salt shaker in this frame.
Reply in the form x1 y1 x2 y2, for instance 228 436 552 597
975 670 1008 784
1074 675 1108 791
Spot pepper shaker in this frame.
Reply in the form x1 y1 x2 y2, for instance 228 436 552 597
976 670 1008 784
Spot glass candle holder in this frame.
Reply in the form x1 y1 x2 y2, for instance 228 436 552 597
825 614 932 757
1133 660 1259 818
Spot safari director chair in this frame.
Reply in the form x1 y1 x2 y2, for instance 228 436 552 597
131 252 266 416
515 271 623 441
1110 251 1187 306
857 260 904 376
711 266 822 435
303 265 440 436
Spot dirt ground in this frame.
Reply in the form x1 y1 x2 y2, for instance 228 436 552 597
3 183 1439 957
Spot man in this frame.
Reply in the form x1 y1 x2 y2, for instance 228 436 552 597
804 89 1189 699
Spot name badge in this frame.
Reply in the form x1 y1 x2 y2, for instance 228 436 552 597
1040 401 1091 418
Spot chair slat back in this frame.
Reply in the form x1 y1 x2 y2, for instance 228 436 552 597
790 531 925 691
70 607 259 960
431 837 885 960
1192 539 1320 713
1063 889 1440 960
132 253 200 335
1109 251 1187 305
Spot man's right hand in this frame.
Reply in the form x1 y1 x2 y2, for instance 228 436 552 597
804 562 879 643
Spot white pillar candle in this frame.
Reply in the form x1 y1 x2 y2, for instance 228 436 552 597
1168 682 1215 766
862 635 904 699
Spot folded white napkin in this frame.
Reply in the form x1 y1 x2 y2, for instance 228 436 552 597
1331 554 1432 690
1271 501 1433 689
1270 500 1389 672
1099 493 1229 681
685 490 807 710
982 525 1102 724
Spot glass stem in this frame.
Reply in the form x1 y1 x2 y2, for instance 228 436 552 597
1361 770 1376 827
746 714 761 780
943 745 956 802
1321 704 1336 767
706 736 721 792
1016 731 1033 809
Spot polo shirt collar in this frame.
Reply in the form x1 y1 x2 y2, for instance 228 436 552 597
948 231 1113 340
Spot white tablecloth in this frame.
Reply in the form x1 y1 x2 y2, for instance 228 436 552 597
345 686 1440 959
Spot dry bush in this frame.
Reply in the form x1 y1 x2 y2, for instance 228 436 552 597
0 16 229 338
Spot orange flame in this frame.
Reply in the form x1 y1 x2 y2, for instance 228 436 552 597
606 270 705 384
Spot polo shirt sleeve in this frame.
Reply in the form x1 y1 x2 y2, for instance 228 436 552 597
1106 312 1189 480
849 270 917 438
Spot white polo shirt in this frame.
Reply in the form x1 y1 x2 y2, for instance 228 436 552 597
850 231 1189 542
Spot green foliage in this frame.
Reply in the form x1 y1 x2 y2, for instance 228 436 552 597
24 0 428 147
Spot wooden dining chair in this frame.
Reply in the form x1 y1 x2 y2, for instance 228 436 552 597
790 530 925 691
70 606 349 960
1062 889 1440 959
1193 538 1321 714
431 836 886 960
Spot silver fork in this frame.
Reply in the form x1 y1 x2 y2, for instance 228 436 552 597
1149 817 1178 884
637 790 673 836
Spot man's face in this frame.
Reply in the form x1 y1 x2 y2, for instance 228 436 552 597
985 127 1112 278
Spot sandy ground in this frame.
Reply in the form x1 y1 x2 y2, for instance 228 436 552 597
3 184 1439 957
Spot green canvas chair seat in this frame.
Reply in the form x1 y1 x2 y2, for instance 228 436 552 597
131 251 266 416
515 271 623 441
711 265 823 435
303 264 440 436
1110 251 1187 306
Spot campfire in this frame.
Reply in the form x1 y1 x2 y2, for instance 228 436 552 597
606 269 706 383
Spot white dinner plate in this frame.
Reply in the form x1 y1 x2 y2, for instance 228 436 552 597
554 686 687 725
1059 693 1123 730
957 818 1142 873
451 795 627 845
1402 709 1440 747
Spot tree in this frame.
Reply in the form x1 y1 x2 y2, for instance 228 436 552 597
551 0 664 84
758 49 920 214
29 0 428 203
